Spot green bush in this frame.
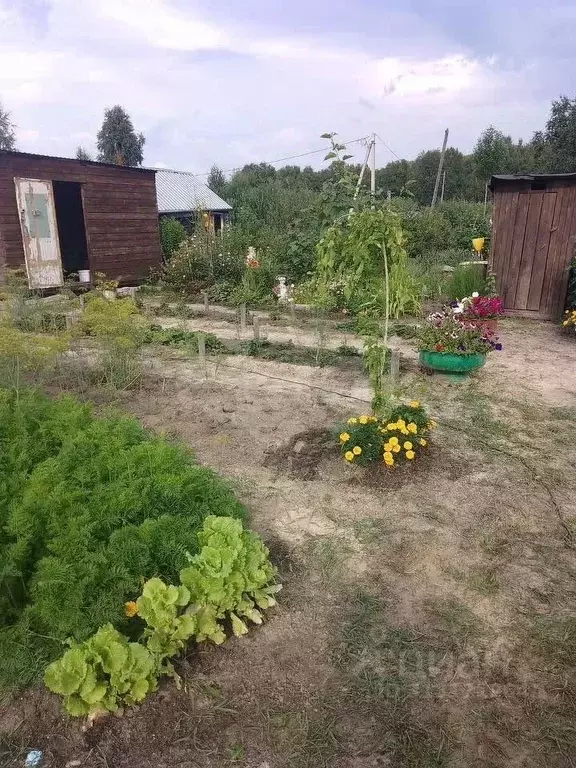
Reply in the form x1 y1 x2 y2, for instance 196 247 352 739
76 296 148 387
437 200 491 252
0 389 245 689
389 199 490 261
159 217 187 260
448 263 489 300
161 227 245 294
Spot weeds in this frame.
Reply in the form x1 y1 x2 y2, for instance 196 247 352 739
332 588 454 766
241 339 360 368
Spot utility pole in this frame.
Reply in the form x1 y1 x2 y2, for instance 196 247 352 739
483 182 489 214
431 128 449 208
370 132 376 199
440 170 446 204
353 139 372 200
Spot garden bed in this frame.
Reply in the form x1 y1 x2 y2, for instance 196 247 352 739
2 316 576 768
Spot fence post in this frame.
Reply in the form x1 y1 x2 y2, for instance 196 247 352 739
202 291 209 313
240 303 247 333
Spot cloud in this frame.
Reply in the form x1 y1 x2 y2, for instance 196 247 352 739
0 0 566 173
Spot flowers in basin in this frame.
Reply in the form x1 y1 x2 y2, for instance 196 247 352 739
418 313 502 355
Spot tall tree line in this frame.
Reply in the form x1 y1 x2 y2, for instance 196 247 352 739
209 95 576 207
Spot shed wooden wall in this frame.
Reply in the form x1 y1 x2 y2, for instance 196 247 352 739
490 180 576 319
0 153 161 283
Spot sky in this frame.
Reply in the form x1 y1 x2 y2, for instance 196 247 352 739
1 0 575 176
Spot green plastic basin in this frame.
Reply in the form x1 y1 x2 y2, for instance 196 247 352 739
419 350 487 374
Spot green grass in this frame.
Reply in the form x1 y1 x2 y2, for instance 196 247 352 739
466 567 500 595
330 588 455 766
424 597 483 651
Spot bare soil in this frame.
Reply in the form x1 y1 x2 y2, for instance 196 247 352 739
2 315 576 768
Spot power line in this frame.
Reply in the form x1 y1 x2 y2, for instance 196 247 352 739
375 133 402 161
156 135 370 178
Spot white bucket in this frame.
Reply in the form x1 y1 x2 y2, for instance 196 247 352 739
78 269 91 283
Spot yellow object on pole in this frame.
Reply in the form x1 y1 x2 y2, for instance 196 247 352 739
472 237 485 253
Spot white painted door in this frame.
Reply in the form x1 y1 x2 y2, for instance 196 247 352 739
14 178 64 289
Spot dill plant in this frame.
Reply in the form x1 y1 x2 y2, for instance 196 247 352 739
0 388 245 689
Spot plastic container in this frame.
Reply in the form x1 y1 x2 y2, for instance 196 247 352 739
419 350 486 374
78 269 91 283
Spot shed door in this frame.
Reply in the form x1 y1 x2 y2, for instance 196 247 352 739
492 190 562 318
14 178 64 289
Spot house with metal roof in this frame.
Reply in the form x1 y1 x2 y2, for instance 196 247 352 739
155 169 232 234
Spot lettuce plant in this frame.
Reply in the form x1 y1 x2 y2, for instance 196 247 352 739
179 516 280 641
44 624 157 717
45 516 281 716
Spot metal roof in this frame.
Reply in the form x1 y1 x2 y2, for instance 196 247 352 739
155 169 232 213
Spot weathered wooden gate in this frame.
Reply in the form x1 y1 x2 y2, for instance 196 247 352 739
490 175 576 319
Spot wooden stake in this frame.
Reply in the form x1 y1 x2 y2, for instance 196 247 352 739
390 349 401 382
240 303 247 332
197 333 206 377
289 302 296 324
253 315 260 340
203 291 209 313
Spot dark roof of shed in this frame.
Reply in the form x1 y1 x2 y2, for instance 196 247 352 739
490 172 576 189
0 149 156 173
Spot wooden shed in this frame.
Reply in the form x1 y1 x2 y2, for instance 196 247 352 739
489 173 576 319
0 151 162 288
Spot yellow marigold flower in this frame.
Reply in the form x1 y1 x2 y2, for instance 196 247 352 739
344 450 355 461
383 451 393 461
385 457 394 466
401 428 409 435
405 450 415 460
348 417 358 425
419 438 427 447
429 420 437 429
397 418 406 428
409 400 420 408
339 432 350 442
563 320 570 326
369 416 378 422
386 422 397 430
389 436 399 446
383 442 392 452
353 446 362 455
392 444 401 453
359 415 368 425
407 422 417 433
403 441 413 450
124 601 138 618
